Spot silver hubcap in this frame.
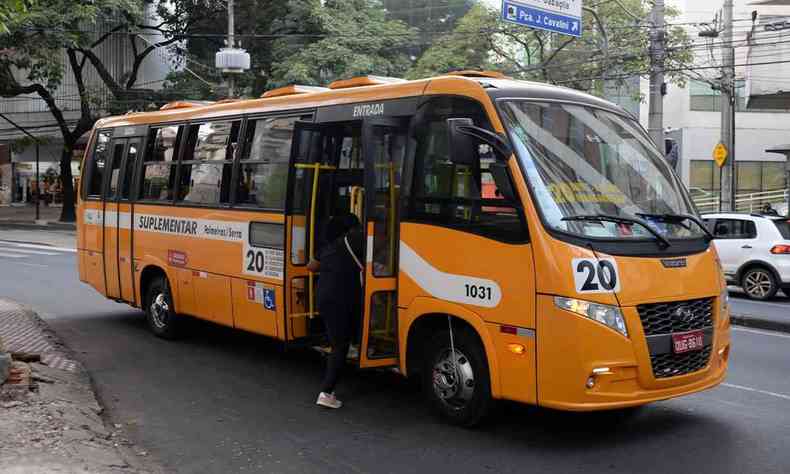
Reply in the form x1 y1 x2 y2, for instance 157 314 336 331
432 348 475 410
150 293 169 329
744 270 772 298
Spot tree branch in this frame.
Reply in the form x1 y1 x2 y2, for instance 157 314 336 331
126 36 180 89
77 47 123 97
66 48 91 121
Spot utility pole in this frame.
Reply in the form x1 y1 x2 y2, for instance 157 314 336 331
648 0 666 150
227 0 235 98
719 0 736 211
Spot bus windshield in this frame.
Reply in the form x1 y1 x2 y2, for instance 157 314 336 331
499 100 704 240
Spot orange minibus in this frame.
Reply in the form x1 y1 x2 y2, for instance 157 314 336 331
77 72 730 425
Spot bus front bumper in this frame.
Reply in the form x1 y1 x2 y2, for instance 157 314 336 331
528 295 730 411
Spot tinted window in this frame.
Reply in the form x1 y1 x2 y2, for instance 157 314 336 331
772 219 790 239
86 131 111 197
177 121 239 205
408 97 528 242
140 126 181 201
237 116 299 209
712 219 757 239
120 141 139 200
106 142 125 199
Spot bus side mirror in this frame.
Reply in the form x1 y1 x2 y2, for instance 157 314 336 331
447 118 513 165
447 118 477 166
489 162 517 202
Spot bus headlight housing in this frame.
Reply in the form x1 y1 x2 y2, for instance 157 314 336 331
554 297 628 337
720 289 730 325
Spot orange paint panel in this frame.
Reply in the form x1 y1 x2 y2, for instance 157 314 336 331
232 278 281 338
192 272 234 327
485 323 536 405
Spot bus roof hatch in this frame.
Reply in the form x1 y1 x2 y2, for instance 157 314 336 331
328 75 406 90
159 100 215 111
445 70 508 79
261 85 330 98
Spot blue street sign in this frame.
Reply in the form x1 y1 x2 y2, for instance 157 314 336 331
502 1 582 38
263 288 276 310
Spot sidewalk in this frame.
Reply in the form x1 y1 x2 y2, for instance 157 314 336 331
0 204 76 230
0 299 159 473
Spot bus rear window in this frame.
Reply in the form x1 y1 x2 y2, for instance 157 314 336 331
773 219 790 239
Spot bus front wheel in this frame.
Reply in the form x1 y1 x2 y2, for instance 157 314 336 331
144 275 181 339
422 328 491 427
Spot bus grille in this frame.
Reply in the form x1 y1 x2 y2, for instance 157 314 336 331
636 298 714 336
637 298 714 379
650 346 712 379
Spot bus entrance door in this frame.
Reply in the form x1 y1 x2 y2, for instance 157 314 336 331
358 119 408 368
102 136 140 303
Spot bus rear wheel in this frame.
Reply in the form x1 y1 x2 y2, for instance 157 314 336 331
144 274 181 339
422 328 491 427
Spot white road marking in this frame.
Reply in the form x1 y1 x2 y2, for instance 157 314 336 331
731 299 790 310
13 261 49 268
732 327 790 339
0 252 26 258
722 383 790 401
6 242 76 253
0 247 57 256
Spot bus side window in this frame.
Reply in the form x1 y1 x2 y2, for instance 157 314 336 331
177 121 239 206
236 116 300 210
407 97 528 243
84 131 111 199
139 125 182 202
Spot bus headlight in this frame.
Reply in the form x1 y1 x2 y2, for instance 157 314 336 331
720 289 730 325
554 297 628 337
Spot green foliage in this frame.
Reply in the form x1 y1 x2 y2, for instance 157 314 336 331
268 0 417 88
407 0 694 95
407 4 497 79
0 0 31 35
382 0 475 58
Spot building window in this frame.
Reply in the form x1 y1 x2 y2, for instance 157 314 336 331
177 121 239 205
140 125 182 202
689 80 790 112
236 116 300 210
689 160 786 194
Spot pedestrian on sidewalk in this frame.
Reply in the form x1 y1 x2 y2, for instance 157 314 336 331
307 213 364 409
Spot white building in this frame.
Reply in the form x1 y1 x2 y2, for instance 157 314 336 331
639 0 790 203
0 3 172 205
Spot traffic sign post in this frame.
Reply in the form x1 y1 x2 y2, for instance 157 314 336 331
713 143 728 168
501 0 582 38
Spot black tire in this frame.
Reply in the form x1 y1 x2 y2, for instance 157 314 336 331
144 274 181 339
741 267 778 300
422 328 492 427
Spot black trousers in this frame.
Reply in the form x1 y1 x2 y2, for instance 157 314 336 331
319 299 355 394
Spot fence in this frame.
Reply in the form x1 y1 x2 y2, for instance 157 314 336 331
693 189 789 214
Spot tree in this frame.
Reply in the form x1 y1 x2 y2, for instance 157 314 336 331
409 1 693 96
0 0 226 221
382 0 475 59
0 0 31 34
268 0 417 88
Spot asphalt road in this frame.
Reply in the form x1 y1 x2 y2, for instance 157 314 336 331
1 235 790 474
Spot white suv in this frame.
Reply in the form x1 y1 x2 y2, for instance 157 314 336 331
702 213 790 300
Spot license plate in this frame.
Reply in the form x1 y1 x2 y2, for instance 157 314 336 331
672 330 704 354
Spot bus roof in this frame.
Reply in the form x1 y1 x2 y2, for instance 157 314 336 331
95 73 631 129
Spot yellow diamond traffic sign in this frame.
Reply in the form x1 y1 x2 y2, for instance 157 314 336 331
713 143 728 167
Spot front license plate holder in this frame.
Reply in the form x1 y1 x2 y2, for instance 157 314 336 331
672 330 704 354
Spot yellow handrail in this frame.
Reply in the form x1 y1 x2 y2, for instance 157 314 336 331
294 162 336 318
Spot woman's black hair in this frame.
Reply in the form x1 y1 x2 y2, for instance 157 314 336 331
323 213 360 243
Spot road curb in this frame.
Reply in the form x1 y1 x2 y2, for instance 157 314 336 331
0 221 76 231
731 313 790 334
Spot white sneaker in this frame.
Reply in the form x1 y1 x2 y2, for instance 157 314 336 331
316 392 343 409
347 344 359 359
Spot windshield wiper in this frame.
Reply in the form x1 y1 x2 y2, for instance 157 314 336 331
562 214 671 248
635 212 714 241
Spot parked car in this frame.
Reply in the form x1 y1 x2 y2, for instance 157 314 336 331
702 213 790 300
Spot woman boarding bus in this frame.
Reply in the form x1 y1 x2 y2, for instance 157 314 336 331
77 72 729 426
